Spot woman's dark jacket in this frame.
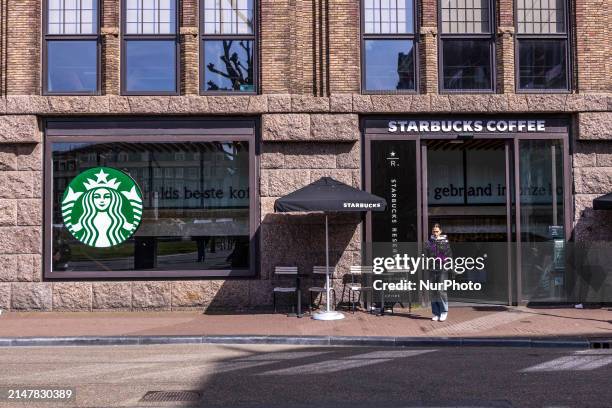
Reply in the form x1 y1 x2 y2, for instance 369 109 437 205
424 234 452 272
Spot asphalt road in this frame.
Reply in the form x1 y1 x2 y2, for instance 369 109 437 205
0 344 611 408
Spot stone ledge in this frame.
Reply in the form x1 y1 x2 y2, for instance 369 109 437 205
0 94 608 117
577 112 612 140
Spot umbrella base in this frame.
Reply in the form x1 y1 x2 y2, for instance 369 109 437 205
312 311 345 321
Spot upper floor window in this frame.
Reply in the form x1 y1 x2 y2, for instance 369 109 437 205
121 0 179 94
439 0 495 92
44 0 100 94
516 0 569 91
200 0 256 93
361 0 417 92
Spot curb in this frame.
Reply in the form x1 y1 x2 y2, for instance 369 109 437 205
0 335 606 349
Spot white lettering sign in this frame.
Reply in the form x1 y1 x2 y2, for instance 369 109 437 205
388 120 546 133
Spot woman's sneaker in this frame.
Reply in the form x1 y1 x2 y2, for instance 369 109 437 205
439 312 448 322
431 315 439 321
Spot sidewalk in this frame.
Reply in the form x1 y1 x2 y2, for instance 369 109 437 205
0 306 610 341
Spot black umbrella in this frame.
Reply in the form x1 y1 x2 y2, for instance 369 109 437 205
274 177 387 213
274 177 387 320
593 193 612 210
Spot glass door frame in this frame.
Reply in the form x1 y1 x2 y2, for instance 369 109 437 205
364 129 572 306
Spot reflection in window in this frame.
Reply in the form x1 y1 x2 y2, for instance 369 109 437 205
203 40 254 92
45 0 99 94
51 141 252 274
49 0 97 34
363 0 414 34
203 0 254 34
47 40 98 93
201 0 256 93
516 0 569 91
442 40 491 90
125 41 177 92
441 0 489 33
517 0 565 34
439 0 493 91
362 0 416 92
122 0 178 94
125 0 176 34
518 40 567 90
518 139 565 302
364 40 415 91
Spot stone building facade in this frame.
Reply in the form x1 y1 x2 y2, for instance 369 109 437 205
0 0 610 311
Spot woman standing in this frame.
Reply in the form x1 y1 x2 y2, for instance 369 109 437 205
425 223 452 322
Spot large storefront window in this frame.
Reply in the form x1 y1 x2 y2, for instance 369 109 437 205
45 120 256 279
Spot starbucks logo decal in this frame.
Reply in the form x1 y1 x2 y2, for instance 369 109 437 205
62 167 143 248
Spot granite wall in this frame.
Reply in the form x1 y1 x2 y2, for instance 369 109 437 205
0 94 610 310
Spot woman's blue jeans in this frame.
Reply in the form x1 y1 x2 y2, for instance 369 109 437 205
430 270 449 316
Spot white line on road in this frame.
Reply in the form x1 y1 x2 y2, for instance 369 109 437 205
522 354 612 372
115 351 330 381
259 349 435 375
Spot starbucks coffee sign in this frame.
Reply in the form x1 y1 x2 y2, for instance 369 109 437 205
62 167 143 248
388 119 546 133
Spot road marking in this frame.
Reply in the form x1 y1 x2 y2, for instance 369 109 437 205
522 353 612 372
259 349 435 375
116 351 330 381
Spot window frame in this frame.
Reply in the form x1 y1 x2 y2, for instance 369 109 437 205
120 0 181 96
360 0 420 94
199 0 259 95
514 0 572 93
437 0 497 93
42 0 102 96
43 117 260 280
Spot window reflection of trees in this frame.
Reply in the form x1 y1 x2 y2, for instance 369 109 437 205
206 40 253 91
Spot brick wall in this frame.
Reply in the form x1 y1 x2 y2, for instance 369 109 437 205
574 0 612 92
328 0 360 94
6 0 40 95
0 0 609 96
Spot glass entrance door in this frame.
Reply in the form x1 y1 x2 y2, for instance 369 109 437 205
424 140 511 304
365 134 569 306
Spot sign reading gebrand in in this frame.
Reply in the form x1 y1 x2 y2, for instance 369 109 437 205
62 167 143 248
388 119 546 133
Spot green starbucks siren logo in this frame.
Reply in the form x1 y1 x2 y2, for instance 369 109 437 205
62 167 143 248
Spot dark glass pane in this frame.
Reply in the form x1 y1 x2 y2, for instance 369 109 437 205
52 141 251 272
518 40 567 90
364 40 415 91
125 40 176 92
47 40 97 93
203 40 255 92
518 140 565 302
442 39 492 90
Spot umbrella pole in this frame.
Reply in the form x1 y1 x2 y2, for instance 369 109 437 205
325 214 330 313
312 213 344 321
